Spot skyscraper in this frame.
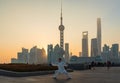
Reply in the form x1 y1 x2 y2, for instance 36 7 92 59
17 48 29 64
102 44 110 61
97 18 102 56
103 44 110 53
91 38 98 57
59 2 65 49
82 31 89 57
29 46 47 64
65 43 69 63
52 44 64 64
111 44 119 57
29 46 39 64
47 44 53 64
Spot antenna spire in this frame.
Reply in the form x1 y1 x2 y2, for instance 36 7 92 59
60 0 63 25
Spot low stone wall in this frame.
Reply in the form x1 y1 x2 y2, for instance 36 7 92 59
0 69 55 77
0 69 73 77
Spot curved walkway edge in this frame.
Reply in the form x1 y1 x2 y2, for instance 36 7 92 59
0 69 55 77
0 69 73 77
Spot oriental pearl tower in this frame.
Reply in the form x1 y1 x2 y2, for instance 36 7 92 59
59 1 65 49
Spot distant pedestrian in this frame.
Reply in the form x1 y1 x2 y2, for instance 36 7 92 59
91 61 95 70
107 61 111 70
52 58 71 79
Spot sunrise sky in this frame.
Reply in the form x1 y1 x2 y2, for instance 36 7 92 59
0 0 120 63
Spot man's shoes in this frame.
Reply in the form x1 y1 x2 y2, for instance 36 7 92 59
53 76 57 79
67 77 72 80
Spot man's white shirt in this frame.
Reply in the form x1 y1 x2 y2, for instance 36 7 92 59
52 61 67 73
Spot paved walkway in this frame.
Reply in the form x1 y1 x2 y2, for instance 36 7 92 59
0 67 120 83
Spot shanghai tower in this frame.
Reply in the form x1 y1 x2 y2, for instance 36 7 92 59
97 18 102 56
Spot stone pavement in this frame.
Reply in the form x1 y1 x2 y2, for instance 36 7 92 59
0 67 120 83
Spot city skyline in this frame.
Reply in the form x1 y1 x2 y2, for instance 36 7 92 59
1 0 120 63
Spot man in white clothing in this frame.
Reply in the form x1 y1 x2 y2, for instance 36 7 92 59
53 58 71 79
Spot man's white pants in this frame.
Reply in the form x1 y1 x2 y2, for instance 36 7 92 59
53 70 71 78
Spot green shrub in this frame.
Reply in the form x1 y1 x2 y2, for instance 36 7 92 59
0 64 58 72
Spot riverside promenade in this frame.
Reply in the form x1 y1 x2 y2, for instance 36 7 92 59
0 67 120 83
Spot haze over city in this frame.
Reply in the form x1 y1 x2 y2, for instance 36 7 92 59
0 0 120 63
